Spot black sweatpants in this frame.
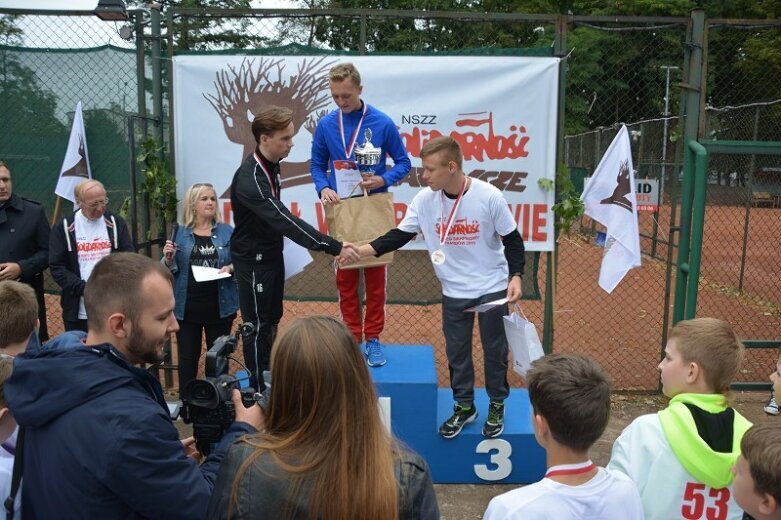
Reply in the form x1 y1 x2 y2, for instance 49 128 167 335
234 260 284 389
176 318 234 392
442 289 510 404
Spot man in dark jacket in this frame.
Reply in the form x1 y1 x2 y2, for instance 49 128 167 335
49 179 134 332
6 252 263 519
230 105 358 388
0 161 50 341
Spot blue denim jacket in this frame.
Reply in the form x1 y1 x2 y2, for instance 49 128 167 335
164 222 239 321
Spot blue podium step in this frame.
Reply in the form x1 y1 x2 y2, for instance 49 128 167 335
368 345 546 484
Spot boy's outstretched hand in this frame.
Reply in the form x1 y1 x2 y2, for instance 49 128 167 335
338 243 376 267
337 243 361 265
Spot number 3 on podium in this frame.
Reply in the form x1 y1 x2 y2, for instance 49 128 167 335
474 439 513 481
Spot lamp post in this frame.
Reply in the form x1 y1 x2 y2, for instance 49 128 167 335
660 66 679 191
653 65 679 259
94 0 128 21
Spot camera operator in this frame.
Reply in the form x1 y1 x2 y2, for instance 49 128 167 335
5 252 263 519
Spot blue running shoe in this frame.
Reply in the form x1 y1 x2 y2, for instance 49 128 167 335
364 338 387 367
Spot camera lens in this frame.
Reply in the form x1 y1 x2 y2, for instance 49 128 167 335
184 380 219 408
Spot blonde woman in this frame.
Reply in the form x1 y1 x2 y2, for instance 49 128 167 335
162 183 238 391
207 316 439 520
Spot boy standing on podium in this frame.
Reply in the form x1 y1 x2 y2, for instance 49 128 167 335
347 136 525 439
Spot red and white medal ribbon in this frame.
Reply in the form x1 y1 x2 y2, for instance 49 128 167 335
338 102 368 160
431 177 468 266
438 177 468 246
544 460 596 479
254 152 279 199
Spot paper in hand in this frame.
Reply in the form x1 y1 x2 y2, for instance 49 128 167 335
465 298 509 313
191 265 232 282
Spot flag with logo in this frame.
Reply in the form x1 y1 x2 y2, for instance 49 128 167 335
580 125 641 293
55 101 92 203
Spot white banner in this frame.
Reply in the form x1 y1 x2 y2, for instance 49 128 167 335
581 125 642 293
56 101 91 204
173 55 560 251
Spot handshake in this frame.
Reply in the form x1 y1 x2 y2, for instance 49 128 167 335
336 242 374 266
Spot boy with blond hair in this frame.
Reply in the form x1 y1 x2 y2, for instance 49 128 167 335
731 423 781 520
608 317 752 520
484 355 643 519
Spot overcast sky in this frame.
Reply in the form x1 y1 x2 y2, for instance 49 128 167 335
0 0 299 8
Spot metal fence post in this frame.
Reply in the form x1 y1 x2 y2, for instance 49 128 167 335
738 105 761 292
151 4 163 146
671 8 706 325
542 13 568 355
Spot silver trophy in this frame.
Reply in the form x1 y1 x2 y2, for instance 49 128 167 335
353 128 381 176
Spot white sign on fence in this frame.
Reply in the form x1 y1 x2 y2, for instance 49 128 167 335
173 55 561 251
585 177 660 213
635 179 660 212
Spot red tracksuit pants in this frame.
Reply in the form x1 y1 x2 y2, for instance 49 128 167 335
337 265 387 343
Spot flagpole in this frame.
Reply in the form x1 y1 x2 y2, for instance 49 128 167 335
51 196 63 227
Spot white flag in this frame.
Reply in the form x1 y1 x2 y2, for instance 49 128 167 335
580 125 641 293
55 101 92 203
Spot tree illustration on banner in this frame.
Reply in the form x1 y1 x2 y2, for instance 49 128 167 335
203 56 336 193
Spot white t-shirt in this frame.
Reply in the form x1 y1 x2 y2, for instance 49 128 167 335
0 428 21 520
608 414 745 520
74 210 112 319
483 467 644 520
399 178 517 299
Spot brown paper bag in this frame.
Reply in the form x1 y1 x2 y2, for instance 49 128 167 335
325 191 395 270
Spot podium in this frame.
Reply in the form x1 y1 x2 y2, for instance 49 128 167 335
369 345 546 484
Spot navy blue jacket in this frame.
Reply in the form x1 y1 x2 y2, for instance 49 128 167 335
0 193 50 339
6 332 255 519
0 193 49 285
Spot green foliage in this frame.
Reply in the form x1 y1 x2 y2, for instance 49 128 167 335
137 138 177 238
157 0 267 51
282 0 550 53
539 164 584 234
0 16 67 140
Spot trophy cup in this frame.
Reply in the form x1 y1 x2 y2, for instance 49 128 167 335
353 128 381 176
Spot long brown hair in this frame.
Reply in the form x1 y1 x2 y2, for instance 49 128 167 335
229 316 399 519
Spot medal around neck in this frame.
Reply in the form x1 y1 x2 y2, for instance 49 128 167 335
353 128 381 175
431 249 446 265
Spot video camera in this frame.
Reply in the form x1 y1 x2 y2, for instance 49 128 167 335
181 322 258 455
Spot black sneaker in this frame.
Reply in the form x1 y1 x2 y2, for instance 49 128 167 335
439 403 477 439
482 400 505 438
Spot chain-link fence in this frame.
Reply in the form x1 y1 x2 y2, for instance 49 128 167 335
564 19 781 389
2 7 778 392
697 21 781 387
166 8 559 392
1 11 140 338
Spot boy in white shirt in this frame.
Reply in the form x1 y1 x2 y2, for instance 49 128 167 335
0 280 36 519
608 317 752 520
484 354 643 520
349 136 525 439
731 423 781 520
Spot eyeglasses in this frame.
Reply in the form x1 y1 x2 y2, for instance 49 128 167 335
192 183 213 188
85 198 109 210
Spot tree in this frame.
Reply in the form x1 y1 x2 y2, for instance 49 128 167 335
155 0 268 51
0 16 66 139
